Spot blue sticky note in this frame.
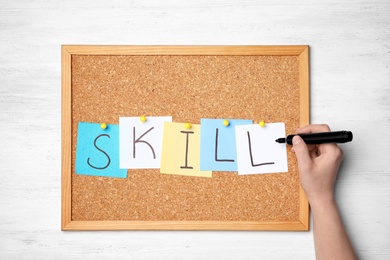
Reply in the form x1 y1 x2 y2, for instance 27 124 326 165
200 118 252 171
75 122 127 178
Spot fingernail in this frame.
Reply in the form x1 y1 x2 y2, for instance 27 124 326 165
292 135 302 145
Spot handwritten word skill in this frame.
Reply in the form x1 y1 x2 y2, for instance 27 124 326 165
75 117 288 178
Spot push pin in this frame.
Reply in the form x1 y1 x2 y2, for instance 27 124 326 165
223 119 230 127
259 121 265 128
184 122 192 129
140 115 147 123
100 123 107 130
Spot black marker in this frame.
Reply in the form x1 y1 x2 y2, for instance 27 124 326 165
275 131 353 145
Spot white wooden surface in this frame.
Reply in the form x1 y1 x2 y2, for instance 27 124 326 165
1 0 389 259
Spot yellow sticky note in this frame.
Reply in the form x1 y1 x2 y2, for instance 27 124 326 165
160 122 212 178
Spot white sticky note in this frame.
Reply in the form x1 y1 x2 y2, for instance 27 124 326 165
119 116 172 169
235 123 288 175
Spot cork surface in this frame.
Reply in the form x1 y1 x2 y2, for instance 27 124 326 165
71 54 301 221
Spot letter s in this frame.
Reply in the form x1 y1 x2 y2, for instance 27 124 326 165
87 134 111 170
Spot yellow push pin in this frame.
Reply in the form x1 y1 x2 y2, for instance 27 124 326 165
223 119 230 127
140 115 147 123
184 122 192 129
100 123 107 130
259 121 265 128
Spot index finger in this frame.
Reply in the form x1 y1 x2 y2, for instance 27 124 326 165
296 124 331 134
295 124 332 153
297 124 341 156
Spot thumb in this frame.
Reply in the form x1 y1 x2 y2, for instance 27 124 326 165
292 135 312 168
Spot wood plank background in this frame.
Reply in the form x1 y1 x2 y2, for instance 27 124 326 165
1 0 389 259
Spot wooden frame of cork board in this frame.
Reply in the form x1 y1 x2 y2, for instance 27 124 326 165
61 45 310 231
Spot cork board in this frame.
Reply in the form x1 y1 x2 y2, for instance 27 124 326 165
61 45 310 231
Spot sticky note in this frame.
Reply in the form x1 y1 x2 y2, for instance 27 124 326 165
160 122 212 178
200 118 253 171
119 116 172 169
235 122 288 175
75 122 127 178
